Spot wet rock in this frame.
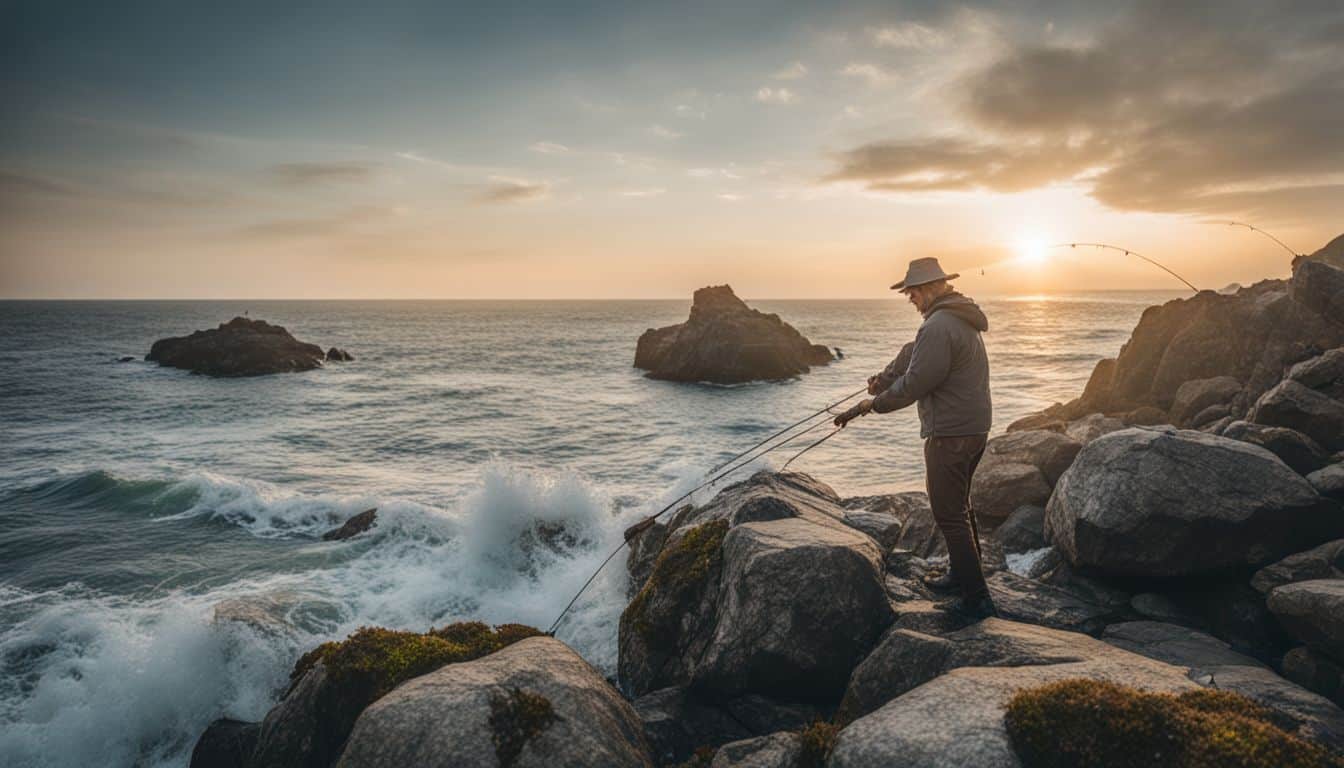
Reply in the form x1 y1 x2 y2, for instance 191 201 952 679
1222 421 1330 475
1252 539 1344 594
1045 427 1343 579
321 508 378 541
1251 379 1344 452
829 620 1201 767
1103 621 1344 748
708 732 800 768
250 660 333 768
325 347 354 362
1170 376 1241 426
1267 580 1344 661
189 718 260 768
1309 463 1344 500
633 285 832 384
619 472 894 703
1283 646 1344 707
146 317 327 376
992 505 1045 554
625 517 671 594
337 637 652 768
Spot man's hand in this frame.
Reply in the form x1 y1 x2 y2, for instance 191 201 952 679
834 398 873 428
867 375 886 395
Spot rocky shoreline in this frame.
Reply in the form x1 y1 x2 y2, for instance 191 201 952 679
193 237 1344 767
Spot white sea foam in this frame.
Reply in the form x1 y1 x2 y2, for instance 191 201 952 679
0 463 640 768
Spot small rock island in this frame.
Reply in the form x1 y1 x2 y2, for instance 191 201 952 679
635 285 833 384
146 317 342 377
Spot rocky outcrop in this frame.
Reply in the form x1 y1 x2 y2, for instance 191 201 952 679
147 317 331 376
1170 375 1242 426
618 472 894 702
1045 427 1343 579
829 619 1202 767
633 286 832 383
992 506 1046 554
336 637 652 768
1252 539 1344 594
325 347 354 362
1251 379 1344 452
189 719 261 768
321 509 377 541
1292 258 1344 321
1284 646 1344 707
1311 464 1344 500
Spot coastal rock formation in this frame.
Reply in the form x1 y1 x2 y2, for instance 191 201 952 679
1268 580 1344 662
633 285 833 383
325 347 354 362
336 637 652 768
1010 237 1344 429
969 430 1081 525
1251 379 1344 452
618 472 893 701
190 719 261 768
146 317 328 376
1044 427 1343 579
321 509 378 541
631 686 817 766
1222 421 1330 475
991 505 1046 553
1253 539 1344 594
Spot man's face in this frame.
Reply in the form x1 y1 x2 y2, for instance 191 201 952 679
904 283 934 312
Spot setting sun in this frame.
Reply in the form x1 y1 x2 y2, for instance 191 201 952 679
1014 237 1050 267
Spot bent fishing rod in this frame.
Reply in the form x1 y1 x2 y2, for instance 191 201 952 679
1210 220 1299 259
1050 242 1200 294
547 386 865 635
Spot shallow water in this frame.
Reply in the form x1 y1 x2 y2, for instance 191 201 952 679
0 294 1176 767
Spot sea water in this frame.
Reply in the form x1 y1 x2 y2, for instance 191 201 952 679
0 295 1176 767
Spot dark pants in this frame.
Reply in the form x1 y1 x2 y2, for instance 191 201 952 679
924 434 989 600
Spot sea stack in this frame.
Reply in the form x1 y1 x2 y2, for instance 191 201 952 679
146 317 329 376
634 285 833 384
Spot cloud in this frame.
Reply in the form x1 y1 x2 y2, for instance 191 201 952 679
0 169 80 199
717 193 745 201
237 205 393 239
773 61 808 80
476 176 550 204
840 63 897 86
648 124 684 139
688 167 742 180
529 141 571 155
620 188 665 198
868 22 946 49
826 0 1344 220
270 162 373 185
755 86 796 105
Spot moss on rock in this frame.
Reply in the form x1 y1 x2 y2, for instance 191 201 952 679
623 519 729 644
1004 678 1343 768
797 719 840 768
488 687 557 768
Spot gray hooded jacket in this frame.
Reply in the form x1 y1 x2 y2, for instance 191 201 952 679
871 292 992 438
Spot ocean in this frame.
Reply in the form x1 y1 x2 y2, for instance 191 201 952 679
0 294 1178 767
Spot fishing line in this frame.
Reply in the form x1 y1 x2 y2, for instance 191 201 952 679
547 387 865 635
1049 242 1200 294
1211 220 1299 258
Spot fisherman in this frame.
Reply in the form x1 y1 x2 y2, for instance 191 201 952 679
833 257 997 620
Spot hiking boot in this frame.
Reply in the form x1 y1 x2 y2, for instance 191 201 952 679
922 568 959 592
937 594 999 622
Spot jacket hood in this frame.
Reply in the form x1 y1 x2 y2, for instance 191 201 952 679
924 292 988 332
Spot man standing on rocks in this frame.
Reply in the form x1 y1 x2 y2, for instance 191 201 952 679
834 257 997 620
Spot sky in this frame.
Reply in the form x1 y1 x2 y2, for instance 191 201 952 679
1 0 1341 298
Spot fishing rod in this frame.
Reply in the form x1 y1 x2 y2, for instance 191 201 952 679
547 388 863 635
1211 220 1299 258
1050 242 1200 295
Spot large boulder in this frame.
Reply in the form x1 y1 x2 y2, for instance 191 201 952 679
146 317 328 376
1310 464 1344 500
1103 621 1344 748
1222 421 1330 475
188 719 260 768
1288 348 1344 401
1045 427 1343 579
618 472 894 703
633 286 832 383
829 620 1202 767
1251 379 1344 452
1063 413 1125 444
991 506 1046 554
631 686 817 767
1292 258 1344 322
1170 375 1242 426
968 463 1051 527
1267 580 1344 662
336 637 652 768
1283 646 1344 707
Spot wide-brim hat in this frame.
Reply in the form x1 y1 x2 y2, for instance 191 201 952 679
891 257 960 292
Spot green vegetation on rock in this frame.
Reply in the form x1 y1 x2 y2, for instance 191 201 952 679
623 519 729 644
488 687 557 768
798 720 840 768
1004 678 1343 768
289 621 542 701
